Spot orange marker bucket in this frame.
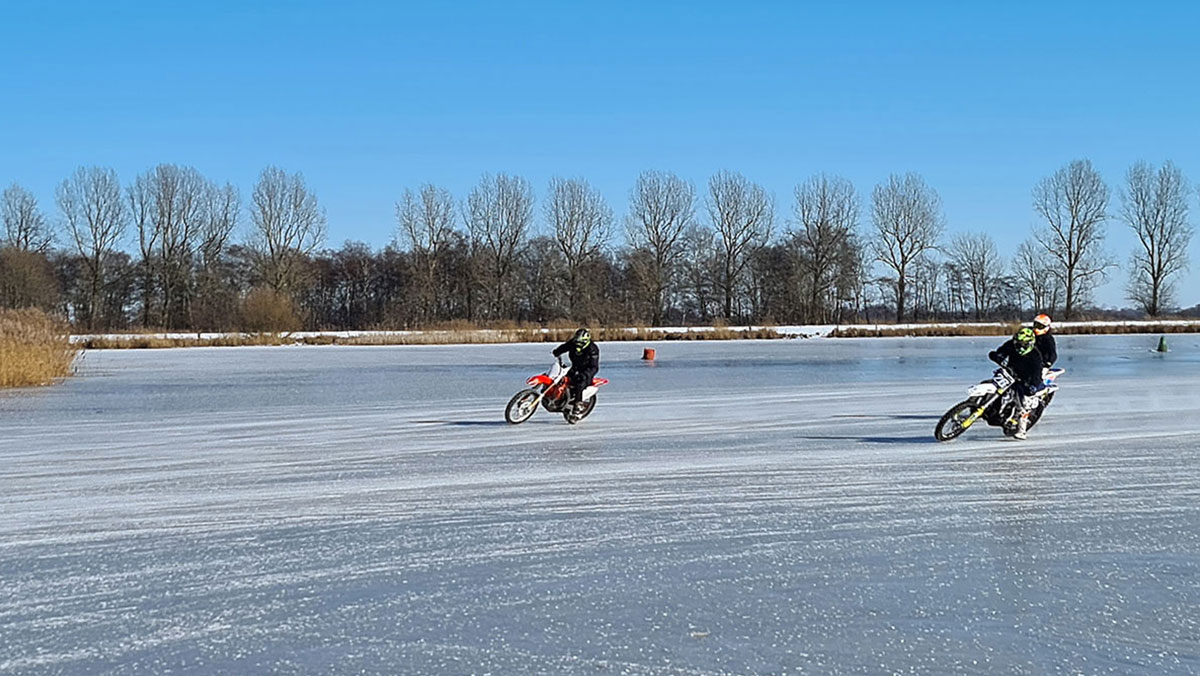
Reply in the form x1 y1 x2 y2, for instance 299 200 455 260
642 348 656 361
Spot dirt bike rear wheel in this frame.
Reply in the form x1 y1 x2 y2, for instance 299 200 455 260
564 395 597 425
1025 391 1055 429
934 400 976 441
505 389 540 424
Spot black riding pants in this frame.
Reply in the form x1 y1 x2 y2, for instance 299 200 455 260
567 367 597 402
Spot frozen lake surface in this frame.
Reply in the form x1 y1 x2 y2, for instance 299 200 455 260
2 336 1199 675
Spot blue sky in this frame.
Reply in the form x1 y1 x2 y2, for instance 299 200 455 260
3 1 1199 307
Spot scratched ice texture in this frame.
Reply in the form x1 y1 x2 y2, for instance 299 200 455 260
2 336 1198 674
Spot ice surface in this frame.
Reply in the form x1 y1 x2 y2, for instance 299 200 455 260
2 336 1198 674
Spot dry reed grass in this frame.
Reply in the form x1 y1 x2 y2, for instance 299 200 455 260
78 326 785 349
79 334 291 349
829 320 1200 338
830 323 1020 338
1054 322 1200 335
1 309 80 388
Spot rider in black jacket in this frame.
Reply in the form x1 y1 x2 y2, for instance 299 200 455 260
988 327 1044 439
552 328 600 411
1032 313 1057 368
989 327 1044 393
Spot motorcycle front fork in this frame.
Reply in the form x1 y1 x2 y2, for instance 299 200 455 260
962 393 1001 429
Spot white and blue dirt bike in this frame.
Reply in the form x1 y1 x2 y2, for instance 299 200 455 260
934 367 1065 441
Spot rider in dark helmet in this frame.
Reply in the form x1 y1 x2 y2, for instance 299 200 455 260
1032 313 1057 368
552 328 600 413
988 327 1045 439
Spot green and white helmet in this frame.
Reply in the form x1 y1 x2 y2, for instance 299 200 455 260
1014 327 1036 355
572 327 591 351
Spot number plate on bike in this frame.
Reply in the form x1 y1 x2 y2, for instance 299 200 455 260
993 370 1015 389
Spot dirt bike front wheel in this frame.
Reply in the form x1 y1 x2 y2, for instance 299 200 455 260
564 395 597 425
505 389 540 424
935 400 976 442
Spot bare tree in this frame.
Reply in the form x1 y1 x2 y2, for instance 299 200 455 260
941 261 969 318
127 174 159 326
947 232 1004 320
0 247 59 310
2 184 53 253
128 165 211 327
870 173 944 322
397 184 458 322
833 232 869 322
57 166 127 329
248 166 326 293
706 170 774 320
464 173 535 318
192 182 240 329
626 170 695 325
520 235 568 322
1032 159 1114 320
794 173 859 322
199 182 240 268
1120 161 1193 316
680 224 721 322
1013 237 1061 313
547 177 612 318
908 255 942 320
158 167 206 327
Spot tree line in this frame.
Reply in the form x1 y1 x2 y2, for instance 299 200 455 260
0 159 1195 332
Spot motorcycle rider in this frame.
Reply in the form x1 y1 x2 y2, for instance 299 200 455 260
988 327 1045 440
552 328 600 414
1032 313 1057 368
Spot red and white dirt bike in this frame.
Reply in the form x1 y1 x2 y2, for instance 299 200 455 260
505 356 608 425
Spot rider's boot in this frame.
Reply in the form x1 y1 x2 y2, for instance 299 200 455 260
1014 413 1029 440
565 387 583 415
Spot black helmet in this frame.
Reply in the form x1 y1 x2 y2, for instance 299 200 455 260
572 327 591 351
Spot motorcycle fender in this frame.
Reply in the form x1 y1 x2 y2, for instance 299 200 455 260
527 374 554 386
967 383 997 398
579 378 608 400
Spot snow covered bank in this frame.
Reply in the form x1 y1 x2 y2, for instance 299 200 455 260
69 319 1200 347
